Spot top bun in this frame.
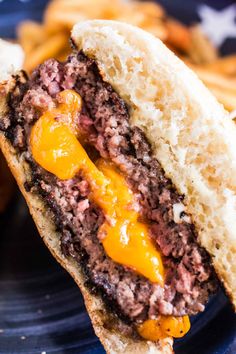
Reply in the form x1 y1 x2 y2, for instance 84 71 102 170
72 20 236 307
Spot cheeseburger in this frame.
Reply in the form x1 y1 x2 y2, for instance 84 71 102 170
0 21 235 354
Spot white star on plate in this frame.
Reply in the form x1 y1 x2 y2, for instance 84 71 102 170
198 4 236 47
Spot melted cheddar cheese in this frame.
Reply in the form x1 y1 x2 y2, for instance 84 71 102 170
137 316 191 340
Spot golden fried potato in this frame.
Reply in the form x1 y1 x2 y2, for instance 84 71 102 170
24 33 69 72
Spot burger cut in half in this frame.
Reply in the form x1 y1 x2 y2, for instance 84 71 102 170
0 21 236 354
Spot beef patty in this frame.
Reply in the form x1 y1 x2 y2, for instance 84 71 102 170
1 51 218 327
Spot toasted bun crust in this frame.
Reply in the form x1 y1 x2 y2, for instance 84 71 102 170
0 39 24 82
0 75 173 353
72 20 236 307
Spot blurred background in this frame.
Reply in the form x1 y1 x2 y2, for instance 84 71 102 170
0 0 236 353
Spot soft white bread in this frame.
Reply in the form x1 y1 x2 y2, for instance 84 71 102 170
0 79 173 354
0 39 24 82
71 20 236 306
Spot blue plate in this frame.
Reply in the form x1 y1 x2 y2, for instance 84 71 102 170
0 1 236 353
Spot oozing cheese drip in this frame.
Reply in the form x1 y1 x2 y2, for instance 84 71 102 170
30 90 164 285
30 89 190 340
137 316 190 340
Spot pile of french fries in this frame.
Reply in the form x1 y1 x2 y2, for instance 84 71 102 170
17 0 236 113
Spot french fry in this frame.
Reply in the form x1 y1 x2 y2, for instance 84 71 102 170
44 0 122 32
188 25 218 64
130 1 165 19
201 55 236 77
117 11 167 40
56 47 71 62
186 64 236 111
24 33 69 72
45 9 87 32
17 21 47 55
140 20 167 40
193 67 236 92
208 87 236 112
165 18 191 53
